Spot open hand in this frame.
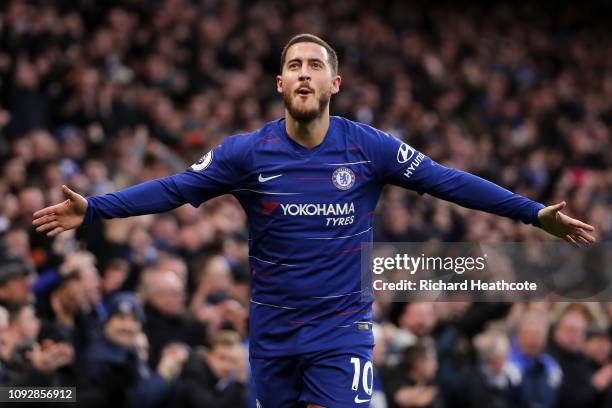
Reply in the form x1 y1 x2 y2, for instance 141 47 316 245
538 201 596 247
32 185 88 237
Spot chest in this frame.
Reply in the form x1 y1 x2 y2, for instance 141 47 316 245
234 148 380 228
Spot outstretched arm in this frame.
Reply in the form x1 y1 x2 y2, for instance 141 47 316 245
33 135 249 237
82 176 189 222
406 160 545 225
32 176 189 237
371 130 596 246
416 163 595 246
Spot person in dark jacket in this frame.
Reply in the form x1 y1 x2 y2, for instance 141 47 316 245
584 327 612 408
381 340 445 408
174 330 247 408
1 302 74 400
33 251 106 357
139 269 206 367
548 309 611 408
467 329 524 408
81 292 188 408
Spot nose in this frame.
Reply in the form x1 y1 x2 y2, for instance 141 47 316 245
298 68 311 82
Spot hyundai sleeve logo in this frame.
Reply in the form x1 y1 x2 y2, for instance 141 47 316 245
397 143 416 164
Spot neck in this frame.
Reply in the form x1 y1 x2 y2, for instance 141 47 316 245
284 109 330 149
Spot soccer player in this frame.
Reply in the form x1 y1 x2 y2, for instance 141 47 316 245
33 34 596 407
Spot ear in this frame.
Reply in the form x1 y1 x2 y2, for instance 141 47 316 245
331 75 341 95
276 75 283 94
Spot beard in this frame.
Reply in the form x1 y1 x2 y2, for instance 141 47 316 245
282 87 331 122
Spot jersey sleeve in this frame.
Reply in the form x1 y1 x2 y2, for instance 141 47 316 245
171 134 248 206
370 128 545 225
84 135 247 224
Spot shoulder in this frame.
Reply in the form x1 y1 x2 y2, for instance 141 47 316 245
219 129 258 151
332 116 403 150
220 121 281 152
203 126 267 171
332 116 387 137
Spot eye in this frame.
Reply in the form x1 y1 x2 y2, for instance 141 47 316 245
312 62 323 69
288 62 299 69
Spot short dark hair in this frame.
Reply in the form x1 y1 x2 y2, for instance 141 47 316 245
400 339 435 371
210 330 241 349
280 33 338 74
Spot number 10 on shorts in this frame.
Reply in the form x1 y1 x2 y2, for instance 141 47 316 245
350 357 373 395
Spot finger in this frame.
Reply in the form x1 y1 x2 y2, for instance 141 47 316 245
33 202 65 219
575 235 591 247
37 221 59 233
569 234 588 248
569 218 595 231
48 226 65 237
574 229 596 243
32 214 57 227
565 235 579 248
548 201 566 213
62 185 80 201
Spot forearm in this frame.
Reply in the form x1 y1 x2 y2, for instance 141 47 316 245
418 163 544 225
83 175 188 224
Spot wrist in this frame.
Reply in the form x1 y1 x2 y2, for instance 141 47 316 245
533 203 546 227
83 197 94 225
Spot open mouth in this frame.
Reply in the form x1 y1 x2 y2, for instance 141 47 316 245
297 87 313 96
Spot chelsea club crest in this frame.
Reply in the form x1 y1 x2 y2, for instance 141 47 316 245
332 167 355 190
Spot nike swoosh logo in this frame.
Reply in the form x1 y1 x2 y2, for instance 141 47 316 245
258 174 283 183
354 396 370 404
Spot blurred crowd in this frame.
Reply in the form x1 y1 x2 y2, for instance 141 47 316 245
0 0 610 407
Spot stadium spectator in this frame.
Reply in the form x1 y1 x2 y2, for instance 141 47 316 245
174 330 247 408
190 255 249 336
191 255 234 308
31 251 105 358
387 302 438 365
381 340 445 408
139 268 206 367
4 303 41 360
81 292 187 408
467 329 522 408
434 302 513 407
1 302 73 388
508 312 562 408
549 309 612 408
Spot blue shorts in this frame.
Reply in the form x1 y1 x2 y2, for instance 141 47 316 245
250 344 374 407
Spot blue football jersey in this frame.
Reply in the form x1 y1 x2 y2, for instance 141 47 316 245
85 116 544 357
